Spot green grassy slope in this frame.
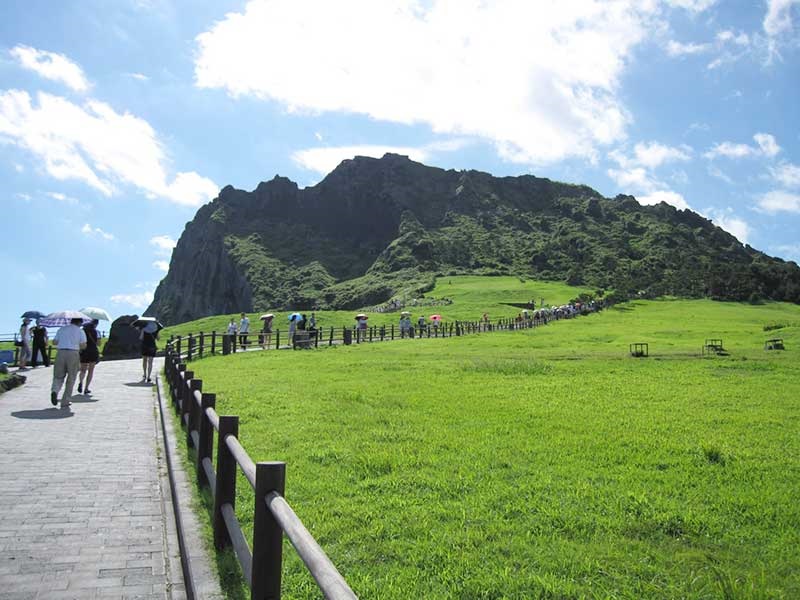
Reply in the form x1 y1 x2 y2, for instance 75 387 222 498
177 279 800 599
159 275 589 343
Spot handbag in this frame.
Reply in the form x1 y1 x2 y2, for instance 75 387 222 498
14 337 23 347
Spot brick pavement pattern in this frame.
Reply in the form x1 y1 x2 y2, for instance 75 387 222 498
0 358 190 599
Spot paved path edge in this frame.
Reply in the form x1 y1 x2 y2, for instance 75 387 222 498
155 370 225 599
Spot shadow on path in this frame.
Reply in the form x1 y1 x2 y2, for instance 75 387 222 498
124 381 154 388
11 408 74 420
71 396 100 403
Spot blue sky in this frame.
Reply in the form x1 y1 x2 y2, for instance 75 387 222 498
1 0 799 332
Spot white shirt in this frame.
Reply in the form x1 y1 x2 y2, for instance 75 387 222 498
226 322 237 334
54 324 87 350
239 317 250 333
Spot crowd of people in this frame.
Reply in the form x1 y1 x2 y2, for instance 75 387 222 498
8 295 600 411
11 313 160 411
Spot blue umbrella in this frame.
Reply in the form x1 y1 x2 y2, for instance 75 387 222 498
20 310 46 319
289 312 302 321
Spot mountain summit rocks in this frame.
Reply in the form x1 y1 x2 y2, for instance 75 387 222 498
146 154 800 325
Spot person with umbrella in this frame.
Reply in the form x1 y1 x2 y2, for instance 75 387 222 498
30 318 50 368
50 317 87 409
77 319 100 394
140 321 159 383
259 314 274 349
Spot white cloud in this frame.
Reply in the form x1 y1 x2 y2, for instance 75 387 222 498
772 243 800 263
764 0 799 37
704 133 781 160
9 45 90 92
637 190 691 211
13 163 23 172
768 162 800 188
704 208 751 243
81 223 114 240
292 139 471 175
194 0 673 165
150 235 177 255
153 260 169 272
293 145 427 175
757 190 800 213
754 133 781 157
0 90 218 206
666 40 710 56
608 166 658 192
707 165 734 184
128 72 149 81
46 191 79 205
607 141 692 210
664 0 717 11
110 290 154 309
15 192 32 202
716 30 750 46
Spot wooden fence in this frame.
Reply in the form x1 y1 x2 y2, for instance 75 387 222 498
167 315 558 360
164 343 358 600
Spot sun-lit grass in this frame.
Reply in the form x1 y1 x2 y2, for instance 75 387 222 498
159 275 591 346
175 279 800 599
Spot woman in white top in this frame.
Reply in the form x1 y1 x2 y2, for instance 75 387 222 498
18 318 32 369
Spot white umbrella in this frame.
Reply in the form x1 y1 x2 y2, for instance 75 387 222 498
39 310 92 327
260 313 275 320
79 307 112 321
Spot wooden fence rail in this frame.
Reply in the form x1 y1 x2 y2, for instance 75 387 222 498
164 343 358 600
166 314 565 360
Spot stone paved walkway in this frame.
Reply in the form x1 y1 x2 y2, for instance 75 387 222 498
0 359 195 599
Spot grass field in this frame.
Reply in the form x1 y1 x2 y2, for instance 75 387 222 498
176 277 800 599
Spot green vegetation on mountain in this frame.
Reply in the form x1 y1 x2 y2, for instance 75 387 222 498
147 154 800 325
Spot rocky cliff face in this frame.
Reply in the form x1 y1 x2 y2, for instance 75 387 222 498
146 153 800 325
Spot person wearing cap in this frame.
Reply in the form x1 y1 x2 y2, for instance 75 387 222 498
50 318 87 409
239 312 250 346
30 319 49 368
18 318 32 370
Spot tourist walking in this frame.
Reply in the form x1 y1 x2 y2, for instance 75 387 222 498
140 323 158 383
239 312 250 346
77 319 100 394
50 317 87 409
17 318 32 370
288 315 297 345
30 320 49 367
260 315 273 349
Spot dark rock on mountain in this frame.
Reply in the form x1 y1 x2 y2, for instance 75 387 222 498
146 154 800 325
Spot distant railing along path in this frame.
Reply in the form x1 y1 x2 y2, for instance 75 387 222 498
165 307 602 362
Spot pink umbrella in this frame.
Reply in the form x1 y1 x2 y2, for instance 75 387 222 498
430 314 442 321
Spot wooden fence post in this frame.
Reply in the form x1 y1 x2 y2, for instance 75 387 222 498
188 333 194 361
181 371 195 431
213 416 239 550
199 332 204 358
175 364 187 412
197 393 216 488
212 331 217 354
186 378 202 447
251 462 286 600
329 327 334 346
177 337 182 361
275 330 280 350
